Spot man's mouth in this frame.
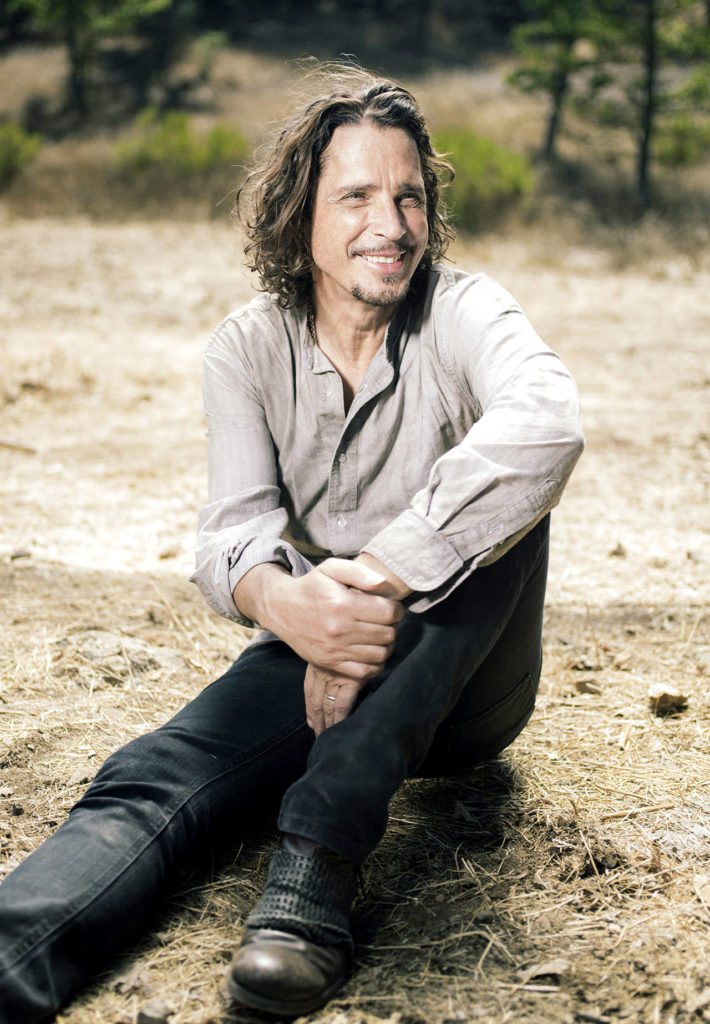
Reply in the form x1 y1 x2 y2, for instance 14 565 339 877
363 253 403 264
357 249 408 268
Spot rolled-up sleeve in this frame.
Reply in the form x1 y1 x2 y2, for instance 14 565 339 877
190 319 313 626
361 275 584 611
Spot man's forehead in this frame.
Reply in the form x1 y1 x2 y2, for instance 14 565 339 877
318 122 423 178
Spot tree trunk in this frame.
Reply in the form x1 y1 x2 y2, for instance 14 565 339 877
544 69 569 159
64 0 91 116
153 0 181 76
544 35 575 161
637 0 656 208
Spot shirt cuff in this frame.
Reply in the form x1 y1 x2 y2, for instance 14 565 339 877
190 538 314 628
361 509 465 593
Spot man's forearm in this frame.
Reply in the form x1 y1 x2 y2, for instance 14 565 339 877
232 561 291 631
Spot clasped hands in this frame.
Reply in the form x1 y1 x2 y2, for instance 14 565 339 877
237 556 408 736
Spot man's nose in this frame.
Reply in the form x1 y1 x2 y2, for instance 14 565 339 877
371 197 406 239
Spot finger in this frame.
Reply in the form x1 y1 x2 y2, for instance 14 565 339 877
304 665 327 735
322 690 339 728
349 590 406 626
327 618 399 649
322 679 358 730
308 704 325 734
316 562 406 625
331 659 387 682
317 557 386 591
334 642 394 667
331 681 360 726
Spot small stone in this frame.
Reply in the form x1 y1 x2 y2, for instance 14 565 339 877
648 683 688 715
575 678 601 695
136 998 175 1024
518 957 570 983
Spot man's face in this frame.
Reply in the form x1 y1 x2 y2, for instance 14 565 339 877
310 121 429 315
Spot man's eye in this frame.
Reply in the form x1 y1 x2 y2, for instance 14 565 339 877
343 191 367 201
400 194 424 207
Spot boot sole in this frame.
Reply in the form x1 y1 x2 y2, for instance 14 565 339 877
227 969 346 1017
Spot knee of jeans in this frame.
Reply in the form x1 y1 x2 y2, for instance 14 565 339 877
452 671 537 770
416 669 538 778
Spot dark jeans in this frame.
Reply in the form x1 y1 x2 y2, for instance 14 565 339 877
0 517 549 1023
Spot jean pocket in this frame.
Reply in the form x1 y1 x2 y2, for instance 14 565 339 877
445 672 537 775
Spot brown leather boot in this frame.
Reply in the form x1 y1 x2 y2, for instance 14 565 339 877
228 836 357 1016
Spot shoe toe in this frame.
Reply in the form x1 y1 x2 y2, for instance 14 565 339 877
233 938 327 998
228 928 346 1015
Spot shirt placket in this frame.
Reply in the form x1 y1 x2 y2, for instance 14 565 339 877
306 329 397 557
329 350 395 556
327 432 358 555
305 346 351 554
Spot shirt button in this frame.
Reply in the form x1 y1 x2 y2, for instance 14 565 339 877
338 452 347 463
336 516 347 528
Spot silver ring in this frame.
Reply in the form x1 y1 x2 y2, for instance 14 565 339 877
325 694 336 702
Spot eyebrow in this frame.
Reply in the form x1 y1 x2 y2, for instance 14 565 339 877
334 182 426 196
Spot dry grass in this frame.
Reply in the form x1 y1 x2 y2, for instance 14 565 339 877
2 563 708 1024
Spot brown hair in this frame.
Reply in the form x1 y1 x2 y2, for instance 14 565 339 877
235 64 455 308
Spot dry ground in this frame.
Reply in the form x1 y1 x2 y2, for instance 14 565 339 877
1 206 709 1024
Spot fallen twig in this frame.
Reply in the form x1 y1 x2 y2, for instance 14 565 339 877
0 438 37 454
600 803 674 821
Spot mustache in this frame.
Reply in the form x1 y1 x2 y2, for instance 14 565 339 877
351 245 413 257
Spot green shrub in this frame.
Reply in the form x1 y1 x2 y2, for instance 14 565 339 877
115 108 250 178
0 121 41 191
435 128 534 233
655 115 710 168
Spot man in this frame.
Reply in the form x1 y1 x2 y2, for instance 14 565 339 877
0 66 583 1021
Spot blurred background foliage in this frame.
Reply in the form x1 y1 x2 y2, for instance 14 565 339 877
1 0 709 238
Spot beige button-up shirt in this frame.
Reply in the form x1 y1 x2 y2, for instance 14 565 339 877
191 266 584 627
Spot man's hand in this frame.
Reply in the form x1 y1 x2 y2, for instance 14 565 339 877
304 663 364 736
234 557 404 681
303 556 414 735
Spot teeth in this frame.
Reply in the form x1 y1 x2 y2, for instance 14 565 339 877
363 254 402 264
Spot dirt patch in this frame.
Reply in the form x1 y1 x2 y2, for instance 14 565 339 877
1 216 709 1023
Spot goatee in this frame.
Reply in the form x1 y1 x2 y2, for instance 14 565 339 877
350 279 411 307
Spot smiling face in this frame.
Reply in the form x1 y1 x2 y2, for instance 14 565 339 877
309 121 429 318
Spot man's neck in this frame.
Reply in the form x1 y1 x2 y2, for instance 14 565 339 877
309 294 397 411
312 301 391 363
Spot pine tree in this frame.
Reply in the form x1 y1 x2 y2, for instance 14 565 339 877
579 0 710 206
8 0 173 115
507 0 600 159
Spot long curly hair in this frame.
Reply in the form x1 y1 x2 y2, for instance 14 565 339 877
235 64 455 308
